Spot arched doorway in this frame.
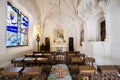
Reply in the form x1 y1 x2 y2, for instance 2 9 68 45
100 20 106 41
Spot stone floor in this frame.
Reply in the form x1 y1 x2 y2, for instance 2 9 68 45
48 64 72 80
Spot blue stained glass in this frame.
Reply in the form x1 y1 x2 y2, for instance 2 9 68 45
6 2 29 47
7 2 12 6
20 13 28 45
21 17 29 27
6 1 18 46
12 7 19 13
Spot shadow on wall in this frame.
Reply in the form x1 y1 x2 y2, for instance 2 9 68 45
0 49 33 67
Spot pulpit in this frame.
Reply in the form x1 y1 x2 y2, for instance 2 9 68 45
52 44 68 51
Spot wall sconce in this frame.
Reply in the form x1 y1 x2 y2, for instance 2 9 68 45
36 34 40 51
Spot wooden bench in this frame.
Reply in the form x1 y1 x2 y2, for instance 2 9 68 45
0 68 4 79
0 68 4 71
11 57 24 67
34 54 43 57
25 53 33 57
78 65 96 80
114 65 120 73
23 58 36 67
69 65 79 77
0 67 23 80
97 65 118 80
36 57 48 66
71 57 83 65
22 67 43 80
84 57 95 66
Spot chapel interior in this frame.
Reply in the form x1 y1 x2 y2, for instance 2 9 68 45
0 0 120 80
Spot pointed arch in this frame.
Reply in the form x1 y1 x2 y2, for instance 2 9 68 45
98 12 106 41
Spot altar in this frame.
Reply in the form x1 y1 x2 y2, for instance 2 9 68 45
52 27 68 51
52 44 68 51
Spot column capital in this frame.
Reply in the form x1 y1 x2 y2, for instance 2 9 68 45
78 0 100 21
99 0 110 12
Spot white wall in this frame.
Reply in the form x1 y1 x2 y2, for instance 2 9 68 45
109 0 120 64
80 0 120 65
0 0 83 67
85 17 99 41
82 41 112 65
99 0 120 64
0 0 34 67
1 0 120 66
35 0 82 51
0 0 6 55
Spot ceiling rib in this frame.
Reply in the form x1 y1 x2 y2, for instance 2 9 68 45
32 0 41 20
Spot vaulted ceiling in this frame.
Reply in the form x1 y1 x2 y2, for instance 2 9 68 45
11 0 102 26
32 0 81 27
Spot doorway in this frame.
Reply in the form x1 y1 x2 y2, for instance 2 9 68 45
100 20 106 41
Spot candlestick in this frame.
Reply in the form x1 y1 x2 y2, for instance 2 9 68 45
36 34 40 51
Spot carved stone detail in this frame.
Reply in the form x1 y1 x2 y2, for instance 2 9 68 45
99 0 110 12
99 0 111 42
78 0 100 21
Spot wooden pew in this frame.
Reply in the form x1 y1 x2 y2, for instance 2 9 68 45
97 65 118 80
11 57 24 67
0 67 23 80
22 67 43 80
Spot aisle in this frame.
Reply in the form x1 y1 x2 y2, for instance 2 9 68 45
48 64 72 80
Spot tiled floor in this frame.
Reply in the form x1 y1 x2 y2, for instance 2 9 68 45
48 64 72 80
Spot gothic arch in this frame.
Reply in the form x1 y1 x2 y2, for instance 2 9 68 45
80 30 84 46
80 21 87 46
98 12 106 41
100 20 106 41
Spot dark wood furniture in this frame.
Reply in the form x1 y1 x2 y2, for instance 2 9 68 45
0 68 4 71
23 58 36 67
53 51 67 64
33 51 83 64
78 65 96 80
97 65 118 80
79 65 96 74
68 53 76 57
22 67 43 80
84 57 95 66
114 65 120 73
11 57 24 67
69 65 79 77
78 53 85 58
0 67 23 80
0 68 4 80
43 53 52 58
33 52 52 58
71 57 82 65
97 65 118 74
25 53 33 57
36 58 48 66
34 53 43 57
